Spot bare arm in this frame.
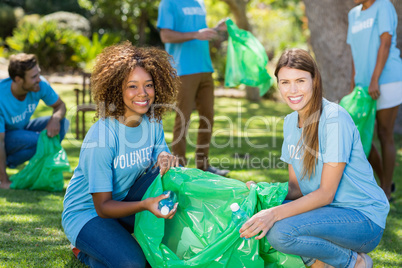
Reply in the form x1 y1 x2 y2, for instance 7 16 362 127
285 164 303 200
0 132 11 189
368 32 392 100
160 28 218 44
92 191 177 219
46 97 66 137
240 162 345 239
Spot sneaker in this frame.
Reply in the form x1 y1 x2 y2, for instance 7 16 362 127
358 253 373 268
206 166 230 176
70 244 80 259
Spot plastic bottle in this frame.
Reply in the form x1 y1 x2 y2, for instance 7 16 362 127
158 190 178 215
230 203 250 240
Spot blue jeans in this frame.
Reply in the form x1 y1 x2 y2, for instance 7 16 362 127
5 116 69 168
266 205 384 268
75 168 159 268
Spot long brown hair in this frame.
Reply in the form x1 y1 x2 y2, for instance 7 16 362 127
274 49 323 179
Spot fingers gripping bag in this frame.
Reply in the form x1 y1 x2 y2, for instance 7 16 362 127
339 86 376 157
134 167 304 267
10 130 71 191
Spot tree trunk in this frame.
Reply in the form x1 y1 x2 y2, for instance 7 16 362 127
303 0 402 133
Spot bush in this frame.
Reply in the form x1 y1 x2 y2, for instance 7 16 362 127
73 32 121 72
0 3 17 39
6 20 82 72
41 11 91 37
6 17 121 72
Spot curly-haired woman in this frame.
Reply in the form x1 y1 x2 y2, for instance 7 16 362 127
62 41 180 267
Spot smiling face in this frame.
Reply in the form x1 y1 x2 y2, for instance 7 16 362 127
20 65 41 93
122 67 155 126
277 67 313 118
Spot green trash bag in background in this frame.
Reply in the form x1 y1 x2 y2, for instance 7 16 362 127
224 18 274 96
134 167 304 268
10 130 71 191
339 86 376 157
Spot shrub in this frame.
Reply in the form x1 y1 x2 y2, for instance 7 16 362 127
41 11 91 37
6 20 82 72
0 3 17 39
72 32 121 72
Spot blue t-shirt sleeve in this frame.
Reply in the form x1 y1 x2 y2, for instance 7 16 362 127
157 0 175 30
81 132 115 194
321 111 354 164
377 1 395 36
39 78 59 106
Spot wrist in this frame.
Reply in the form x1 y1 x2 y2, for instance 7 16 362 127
271 206 281 222
370 76 379 84
141 198 151 211
51 115 62 121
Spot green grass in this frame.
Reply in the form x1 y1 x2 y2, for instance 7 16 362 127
0 84 401 267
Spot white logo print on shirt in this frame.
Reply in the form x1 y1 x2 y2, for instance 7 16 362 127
113 145 154 169
11 103 37 124
351 18 374 34
288 144 302 160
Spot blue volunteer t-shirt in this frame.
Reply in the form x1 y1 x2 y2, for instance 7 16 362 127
280 99 389 229
62 116 169 246
347 0 402 87
0 77 59 132
157 0 214 76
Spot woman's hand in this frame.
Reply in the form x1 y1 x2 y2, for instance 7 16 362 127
368 80 380 100
144 193 178 219
246 181 256 190
239 208 278 240
157 152 179 176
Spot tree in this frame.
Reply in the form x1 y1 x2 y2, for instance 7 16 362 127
303 0 402 133
78 0 161 46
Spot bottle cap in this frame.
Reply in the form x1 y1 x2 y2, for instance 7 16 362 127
161 205 170 215
230 203 240 212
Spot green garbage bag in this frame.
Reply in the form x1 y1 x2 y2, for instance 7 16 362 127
339 86 376 157
224 18 273 96
134 167 304 268
10 130 71 191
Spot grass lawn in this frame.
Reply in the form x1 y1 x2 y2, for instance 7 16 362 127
0 83 401 267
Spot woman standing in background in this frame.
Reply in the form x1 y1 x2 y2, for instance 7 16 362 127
347 0 402 201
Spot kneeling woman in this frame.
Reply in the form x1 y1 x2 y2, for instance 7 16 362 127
240 49 389 268
62 42 180 267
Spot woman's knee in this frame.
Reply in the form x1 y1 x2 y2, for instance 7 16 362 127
266 222 294 252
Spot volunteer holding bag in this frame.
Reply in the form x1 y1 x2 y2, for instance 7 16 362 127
240 49 389 268
347 0 402 201
62 42 179 267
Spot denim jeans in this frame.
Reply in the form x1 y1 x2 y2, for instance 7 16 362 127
75 167 159 268
5 116 69 168
266 205 384 268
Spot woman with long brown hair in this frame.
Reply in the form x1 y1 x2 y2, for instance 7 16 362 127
240 49 389 268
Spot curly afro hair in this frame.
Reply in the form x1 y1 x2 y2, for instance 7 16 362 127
91 41 179 121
